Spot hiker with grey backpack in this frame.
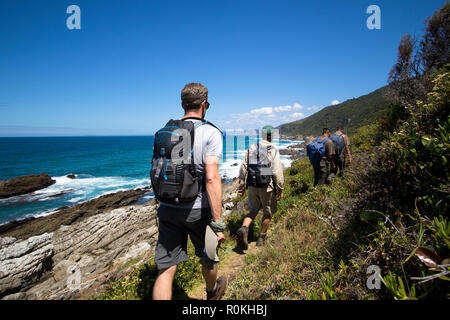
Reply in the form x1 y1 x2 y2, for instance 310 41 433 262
306 128 336 186
150 83 227 300
236 126 284 251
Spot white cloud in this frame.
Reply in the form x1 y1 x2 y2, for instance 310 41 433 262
250 107 273 115
331 100 339 105
291 112 305 118
227 102 318 129
273 103 303 112
274 105 291 112
306 105 319 111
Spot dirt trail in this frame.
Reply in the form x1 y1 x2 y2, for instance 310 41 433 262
187 242 261 300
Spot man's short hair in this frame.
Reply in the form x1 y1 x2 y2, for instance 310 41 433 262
336 125 344 131
181 83 208 111
322 128 330 135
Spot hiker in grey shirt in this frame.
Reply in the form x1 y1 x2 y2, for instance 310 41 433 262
152 83 227 300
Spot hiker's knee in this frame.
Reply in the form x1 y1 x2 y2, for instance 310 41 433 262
158 265 177 276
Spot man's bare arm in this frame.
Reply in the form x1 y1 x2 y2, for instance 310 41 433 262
328 154 336 168
205 156 222 222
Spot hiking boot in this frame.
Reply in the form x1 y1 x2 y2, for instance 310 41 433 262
236 226 249 250
256 233 267 247
206 276 228 300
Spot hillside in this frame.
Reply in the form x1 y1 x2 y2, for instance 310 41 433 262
278 85 391 136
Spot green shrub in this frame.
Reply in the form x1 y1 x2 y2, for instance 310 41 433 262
381 272 417 300
352 123 379 152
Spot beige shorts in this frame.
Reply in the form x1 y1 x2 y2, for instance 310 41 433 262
247 186 278 218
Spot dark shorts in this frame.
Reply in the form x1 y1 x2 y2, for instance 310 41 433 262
154 205 217 270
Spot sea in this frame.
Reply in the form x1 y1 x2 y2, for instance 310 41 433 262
0 135 303 225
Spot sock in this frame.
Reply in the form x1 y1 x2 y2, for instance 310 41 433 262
206 282 217 293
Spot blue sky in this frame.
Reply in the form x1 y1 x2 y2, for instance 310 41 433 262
0 0 446 136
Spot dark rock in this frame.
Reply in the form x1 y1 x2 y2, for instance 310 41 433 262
47 189 74 199
0 174 56 199
231 163 239 167
66 174 76 179
279 148 305 161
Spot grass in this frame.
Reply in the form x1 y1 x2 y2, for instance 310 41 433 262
224 155 372 300
97 229 237 300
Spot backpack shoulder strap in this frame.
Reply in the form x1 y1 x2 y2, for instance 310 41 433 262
204 120 222 135
257 142 260 162
182 117 223 135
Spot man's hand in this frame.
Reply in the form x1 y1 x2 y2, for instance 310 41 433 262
348 155 352 164
238 183 246 196
277 190 283 200
216 232 226 244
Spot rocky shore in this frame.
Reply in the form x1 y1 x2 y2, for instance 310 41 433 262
279 143 306 161
0 204 158 300
0 188 150 240
0 177 239 300
279 136 312 164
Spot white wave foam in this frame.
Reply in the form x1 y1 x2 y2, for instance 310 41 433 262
220 158 244 179
68 196 85 203
32 208 60 219
0 175 149 207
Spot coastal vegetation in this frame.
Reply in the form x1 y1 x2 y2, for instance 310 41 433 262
277 86 391 136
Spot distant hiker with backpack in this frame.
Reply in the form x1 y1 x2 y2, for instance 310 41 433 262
331 126 352 177
236 126 284 250
306 128 335 186
151 83 227 300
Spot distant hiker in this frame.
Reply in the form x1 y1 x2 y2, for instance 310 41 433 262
151 83 227 300
236 125 284 250
306 128 336 186
330 126 352 177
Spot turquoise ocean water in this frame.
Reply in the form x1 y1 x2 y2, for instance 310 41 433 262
0 136 302 225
